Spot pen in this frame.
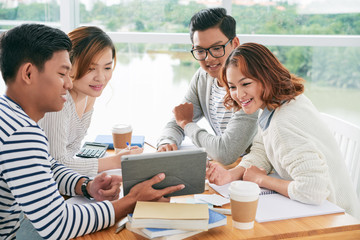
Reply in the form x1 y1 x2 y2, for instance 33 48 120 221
144 141 157 150
126 142 130 150
206 156 212 168
115 217 129 233
212 208 232 215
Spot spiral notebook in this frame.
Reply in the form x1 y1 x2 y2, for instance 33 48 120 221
255 193 344 222
208 182 276 199
209 180 344 223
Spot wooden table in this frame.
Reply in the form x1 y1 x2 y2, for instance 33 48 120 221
74 145 360 239
74 186 360 240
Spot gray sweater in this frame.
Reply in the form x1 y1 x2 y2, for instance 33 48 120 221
157 68 258 165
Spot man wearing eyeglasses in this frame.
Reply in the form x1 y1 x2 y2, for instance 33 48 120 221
157 8 258 166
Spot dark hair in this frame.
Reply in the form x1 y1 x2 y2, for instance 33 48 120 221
68 26 116 81
220 43 305 111
189 7 236 43
0 24 72 84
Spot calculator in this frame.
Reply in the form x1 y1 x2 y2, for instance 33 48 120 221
76 142 109 158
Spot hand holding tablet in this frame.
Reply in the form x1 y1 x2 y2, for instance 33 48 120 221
121 148 207 197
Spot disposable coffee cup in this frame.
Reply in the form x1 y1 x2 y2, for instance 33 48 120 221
229 181 260 230
112 124 132 153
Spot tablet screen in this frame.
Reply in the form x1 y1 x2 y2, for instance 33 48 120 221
121 148 207 197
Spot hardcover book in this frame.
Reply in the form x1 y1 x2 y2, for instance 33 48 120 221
130 201 209 231
126 208 227 239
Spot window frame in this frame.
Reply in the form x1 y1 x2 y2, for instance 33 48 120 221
59 0 360 47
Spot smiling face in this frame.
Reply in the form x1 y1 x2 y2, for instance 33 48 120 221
71 47 113 98
226 65 265 114
35 50 72 113
192 27 239 80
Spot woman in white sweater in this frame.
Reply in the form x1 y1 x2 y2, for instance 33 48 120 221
206 43 359 218
39 26 142 176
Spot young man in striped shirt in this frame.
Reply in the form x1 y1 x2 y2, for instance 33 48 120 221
0 24 183 240
157 8 258 165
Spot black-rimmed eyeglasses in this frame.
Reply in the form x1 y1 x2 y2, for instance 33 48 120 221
191 38 233 61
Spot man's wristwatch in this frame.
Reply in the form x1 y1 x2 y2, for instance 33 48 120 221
81 178 93 200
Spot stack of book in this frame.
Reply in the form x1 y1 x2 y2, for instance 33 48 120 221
126 201 227 239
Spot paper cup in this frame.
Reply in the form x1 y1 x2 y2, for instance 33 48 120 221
112 124 132 153
229 181 260 230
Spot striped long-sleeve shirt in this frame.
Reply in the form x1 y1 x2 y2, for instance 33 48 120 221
38 91 98 177
0 95 115 240
208 78 233 136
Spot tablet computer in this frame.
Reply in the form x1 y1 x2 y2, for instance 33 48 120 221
121 148 207 197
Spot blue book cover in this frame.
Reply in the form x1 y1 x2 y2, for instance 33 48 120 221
95 135 145 149
129 208 227 238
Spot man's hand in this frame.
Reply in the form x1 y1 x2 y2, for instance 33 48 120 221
128 173 185 202
111 173 185 221
157 143 178 152
88 173 122 201
173 102 194 129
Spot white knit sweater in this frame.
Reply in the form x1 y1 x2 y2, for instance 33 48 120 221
240 94 360 218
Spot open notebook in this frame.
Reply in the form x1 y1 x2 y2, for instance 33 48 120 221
256 193 344 222
209 180 344 222
209 182 276 199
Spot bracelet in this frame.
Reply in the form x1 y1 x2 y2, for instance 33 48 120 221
81 178 93 200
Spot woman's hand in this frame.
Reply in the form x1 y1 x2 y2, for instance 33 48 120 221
243 165 267 186
98 146 143 172
117 146 143 156
206 162 233 185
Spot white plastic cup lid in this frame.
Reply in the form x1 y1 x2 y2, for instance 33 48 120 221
228 181 260 197
112 124 132 134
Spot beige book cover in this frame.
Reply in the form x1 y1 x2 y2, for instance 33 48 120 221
133 201 209 220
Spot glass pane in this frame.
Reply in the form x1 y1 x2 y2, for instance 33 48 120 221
88 44 360 139
0 44 359 138
271 45 360 126
231 0 360 35
79 0 222 32
87 43 202 139
0 0 60 30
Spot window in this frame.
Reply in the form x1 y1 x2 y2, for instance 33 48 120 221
79 0 222 33
0 0 60 29
232 1 360 35
0 0 359 138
